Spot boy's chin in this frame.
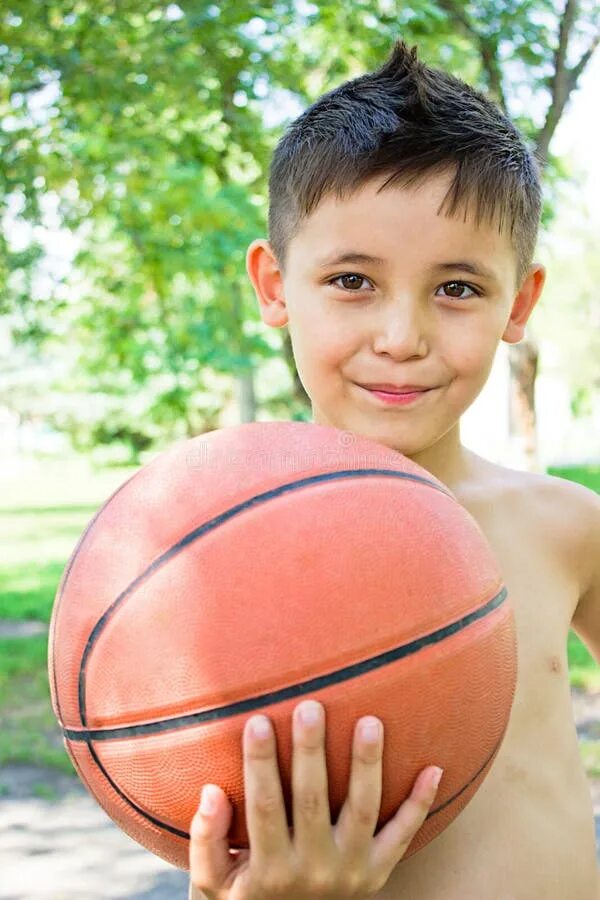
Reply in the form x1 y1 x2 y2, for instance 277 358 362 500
311 413 440 460
365 432 432 459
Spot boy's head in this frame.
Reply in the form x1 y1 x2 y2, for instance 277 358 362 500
246 40 546 461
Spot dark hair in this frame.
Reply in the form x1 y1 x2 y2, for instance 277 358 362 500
267 39 543 289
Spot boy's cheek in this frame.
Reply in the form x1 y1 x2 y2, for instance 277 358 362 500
442 323 499 375
292 332 354 380
453 346 493 378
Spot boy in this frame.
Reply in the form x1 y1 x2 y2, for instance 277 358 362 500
189 40 600 899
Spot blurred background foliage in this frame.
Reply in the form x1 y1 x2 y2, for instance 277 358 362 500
1 0 599 462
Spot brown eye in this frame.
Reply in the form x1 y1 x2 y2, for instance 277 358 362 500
439 282 479 300
329 274 372 292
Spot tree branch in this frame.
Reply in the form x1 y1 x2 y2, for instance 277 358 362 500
569 29 600 87
435 0 506 109
552 0 578 110
436 0 478 41
536 0 600 165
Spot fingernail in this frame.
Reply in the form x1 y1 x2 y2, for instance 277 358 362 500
361 718 381 742
251 715 271 738
200 784 218 815
431 767 444 789
300 701 321 726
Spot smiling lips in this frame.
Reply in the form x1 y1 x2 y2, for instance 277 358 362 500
360 383 432 394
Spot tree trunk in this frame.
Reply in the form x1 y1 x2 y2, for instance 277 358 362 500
508 341 539 470
435 0 600 470
238 368 257 423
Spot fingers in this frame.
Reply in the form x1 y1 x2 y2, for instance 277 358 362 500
243 714 292 872
292 700 336 863
189 783 234 893
333 715 384 857
190 712 292 893
370 765 443 875
189 706 442 898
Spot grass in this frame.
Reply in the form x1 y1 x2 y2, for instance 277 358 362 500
0 454 136 774
0 637 75 773
568 630 600 691
0 452 598 777
551 465 600 690
0 561 71 622
32 782 60 800
547 464 600 494
579 740 600 779
0 635 48 696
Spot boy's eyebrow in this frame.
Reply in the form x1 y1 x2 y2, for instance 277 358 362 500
316 251 387 268
316 250 499 283
430 260 499 283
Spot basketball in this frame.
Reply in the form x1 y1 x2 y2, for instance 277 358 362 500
48 420 517 870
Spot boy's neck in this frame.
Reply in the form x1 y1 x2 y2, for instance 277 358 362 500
405 425 479 492
312 415 480 492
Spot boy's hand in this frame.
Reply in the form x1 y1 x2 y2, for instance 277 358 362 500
189 699 443 899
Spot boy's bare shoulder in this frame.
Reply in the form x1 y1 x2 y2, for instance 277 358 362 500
461 455 599 549
460 456 600 655
493 462 598 528
472 456 597 545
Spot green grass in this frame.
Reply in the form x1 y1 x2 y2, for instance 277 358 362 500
0 635 48 698
32 782 60 800
568 631 600 691
0 454 137 773
0 561 71 622
0 456 136 623
0 454 598 776
0 652 73 774
579 740 600 779
552 466 600 691
547 464 600 493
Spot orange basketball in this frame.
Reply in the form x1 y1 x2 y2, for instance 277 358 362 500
48 421 516 870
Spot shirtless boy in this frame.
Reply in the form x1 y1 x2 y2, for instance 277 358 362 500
189 40 600 899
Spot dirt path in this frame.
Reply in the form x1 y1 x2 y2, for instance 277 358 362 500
0 766 188 899
1 690 598 899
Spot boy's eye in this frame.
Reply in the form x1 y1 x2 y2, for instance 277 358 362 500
328 273 373 292
327 274 481 300
437 281 480 300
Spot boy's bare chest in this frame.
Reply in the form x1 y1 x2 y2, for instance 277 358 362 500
479 503 576 686
377 492 599 899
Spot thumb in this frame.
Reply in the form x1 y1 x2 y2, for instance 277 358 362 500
189 784 235 892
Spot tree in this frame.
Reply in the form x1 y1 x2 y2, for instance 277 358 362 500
1 1 598 462
430 0 600 467
1 1 298 454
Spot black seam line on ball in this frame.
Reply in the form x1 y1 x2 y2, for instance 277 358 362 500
81 726 506 844
51 470 141 726
425 733 504 821
77 467 455 727
68 586 507 743
86 739 190 840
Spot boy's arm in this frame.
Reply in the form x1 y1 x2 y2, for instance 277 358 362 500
570 483 600 664
564 480 600 894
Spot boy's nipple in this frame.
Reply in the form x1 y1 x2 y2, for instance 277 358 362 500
548 654 562 674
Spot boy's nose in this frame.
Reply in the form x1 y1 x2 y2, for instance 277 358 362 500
372 301 429 359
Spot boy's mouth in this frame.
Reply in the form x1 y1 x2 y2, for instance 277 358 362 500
359 382 432 394
356 383 435 406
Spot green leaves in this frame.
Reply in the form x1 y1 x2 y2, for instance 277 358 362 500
1 0 598 451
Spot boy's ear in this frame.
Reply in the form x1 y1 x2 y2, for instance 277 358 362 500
246 239 289 328
502 263 546 344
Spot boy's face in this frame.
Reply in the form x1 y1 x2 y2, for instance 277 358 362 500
247 169 545 459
